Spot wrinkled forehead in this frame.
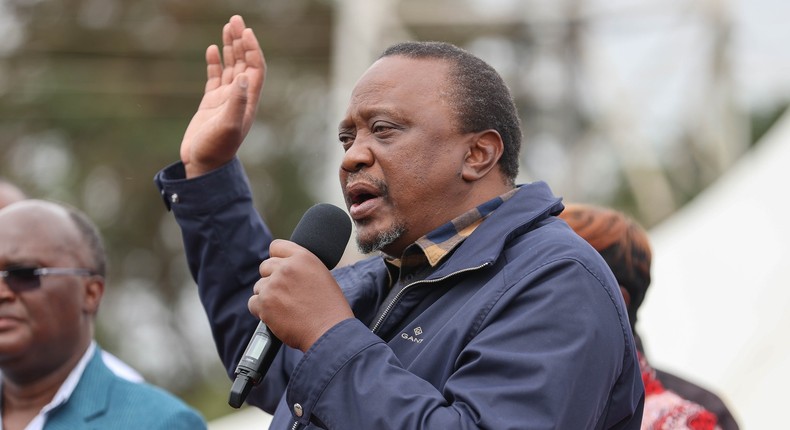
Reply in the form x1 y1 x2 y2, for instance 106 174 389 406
342 56 454 121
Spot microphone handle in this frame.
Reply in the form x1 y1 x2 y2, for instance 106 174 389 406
228 320 283 408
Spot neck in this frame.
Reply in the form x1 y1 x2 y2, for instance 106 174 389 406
2 360 73 408
1 372 65 430
1 341 90 420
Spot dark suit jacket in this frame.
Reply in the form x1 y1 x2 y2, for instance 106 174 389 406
43 347 206 430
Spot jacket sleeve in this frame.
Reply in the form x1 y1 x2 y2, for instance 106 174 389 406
153 158 291 412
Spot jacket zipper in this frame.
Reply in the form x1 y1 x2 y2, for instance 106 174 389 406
370 263 491 334
288 262 490 429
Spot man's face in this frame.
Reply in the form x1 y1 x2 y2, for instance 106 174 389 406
0 204 95 371
338 56 476 257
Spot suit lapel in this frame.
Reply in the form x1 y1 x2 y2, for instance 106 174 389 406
44 348 114 429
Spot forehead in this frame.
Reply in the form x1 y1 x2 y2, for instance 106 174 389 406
343 56 453 120
0 204 78 263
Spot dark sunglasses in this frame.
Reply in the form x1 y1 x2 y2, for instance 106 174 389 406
0 267 97 292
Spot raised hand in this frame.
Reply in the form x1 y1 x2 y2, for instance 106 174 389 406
180 15 266 178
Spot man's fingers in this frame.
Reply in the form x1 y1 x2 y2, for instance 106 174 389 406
205 45 222 92
221 44 235 86
242 28 264 68
242 28 266 96
247 294 261 319
229 15 247 40
221 22 234 69
231 35 247 77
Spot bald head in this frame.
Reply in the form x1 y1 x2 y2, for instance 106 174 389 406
0 200 107 278
0 180 27 209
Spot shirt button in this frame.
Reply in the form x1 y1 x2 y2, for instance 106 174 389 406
293 403 303 417
170 193 180 204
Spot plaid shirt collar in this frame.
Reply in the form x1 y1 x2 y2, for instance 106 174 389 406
386 188 518 273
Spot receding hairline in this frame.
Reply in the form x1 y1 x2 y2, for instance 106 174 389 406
0 200 100 271
341 55 457 127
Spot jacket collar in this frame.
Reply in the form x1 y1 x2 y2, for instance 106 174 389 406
427 181 564 279
50 347 114 425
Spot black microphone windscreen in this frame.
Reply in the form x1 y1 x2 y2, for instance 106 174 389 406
289 203 351 270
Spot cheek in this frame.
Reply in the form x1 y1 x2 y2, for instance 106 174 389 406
30 291 83 331
386 146 459 191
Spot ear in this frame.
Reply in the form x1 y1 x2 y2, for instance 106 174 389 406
461 129 504 182
83 276 104 315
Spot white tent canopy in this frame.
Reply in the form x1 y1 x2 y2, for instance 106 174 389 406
639 111 790 429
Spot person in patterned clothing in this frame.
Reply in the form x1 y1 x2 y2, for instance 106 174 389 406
560 203 739 430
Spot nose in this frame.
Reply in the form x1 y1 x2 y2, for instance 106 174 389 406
0 277 17 302
340 135 374 173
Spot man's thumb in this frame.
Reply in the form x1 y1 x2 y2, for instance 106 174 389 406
226 74 249 118
237 73 249 91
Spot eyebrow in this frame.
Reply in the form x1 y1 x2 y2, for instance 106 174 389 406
338 106 408 132
337 119 354 132
0 257 41 268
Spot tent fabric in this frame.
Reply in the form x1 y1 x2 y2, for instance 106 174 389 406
640 112 790 430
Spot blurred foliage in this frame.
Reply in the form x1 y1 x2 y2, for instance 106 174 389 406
0 0 333 420
1 0 786 423
750 103 788 146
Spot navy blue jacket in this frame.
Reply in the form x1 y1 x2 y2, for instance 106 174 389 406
155 158 644 429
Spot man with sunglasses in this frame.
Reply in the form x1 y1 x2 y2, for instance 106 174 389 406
0 200 207 429
0 179 145 384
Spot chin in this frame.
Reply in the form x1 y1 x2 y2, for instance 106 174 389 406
356 223 407 255
0 340 31 359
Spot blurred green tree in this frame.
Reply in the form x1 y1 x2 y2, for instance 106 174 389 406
0 0 334 419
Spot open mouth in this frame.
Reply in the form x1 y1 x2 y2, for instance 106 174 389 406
350 191 378 205
345 182 384 219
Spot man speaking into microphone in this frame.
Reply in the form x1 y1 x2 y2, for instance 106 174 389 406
154 15 643 430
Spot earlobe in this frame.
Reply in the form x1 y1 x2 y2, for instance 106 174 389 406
461 130 504 181
83 277 105 315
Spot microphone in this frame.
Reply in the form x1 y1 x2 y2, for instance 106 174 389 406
228 203 352 408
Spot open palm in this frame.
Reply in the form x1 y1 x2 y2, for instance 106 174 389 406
180 15 266 178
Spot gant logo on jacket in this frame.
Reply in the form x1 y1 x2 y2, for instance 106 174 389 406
401 326 424 344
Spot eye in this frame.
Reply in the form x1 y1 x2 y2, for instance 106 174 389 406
338 132 355 150
1 266 41 291
372 122 394 134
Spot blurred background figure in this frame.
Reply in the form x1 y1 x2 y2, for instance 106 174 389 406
559 203 739 430
0 179 26 208
0 199 207 429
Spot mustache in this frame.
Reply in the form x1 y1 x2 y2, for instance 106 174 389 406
344 172 389 197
